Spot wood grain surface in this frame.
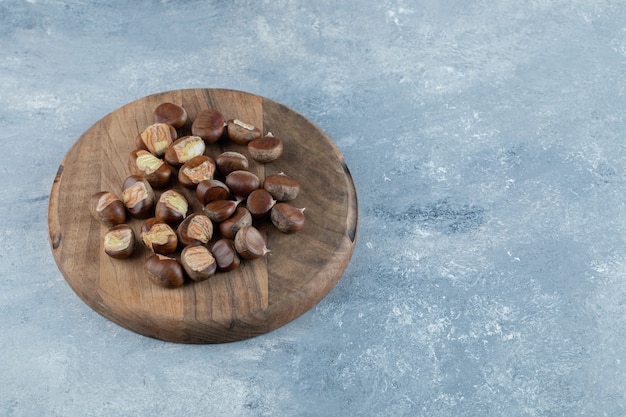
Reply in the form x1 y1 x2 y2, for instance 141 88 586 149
47 89 358 343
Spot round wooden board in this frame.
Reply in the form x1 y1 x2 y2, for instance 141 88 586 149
48 88 358 344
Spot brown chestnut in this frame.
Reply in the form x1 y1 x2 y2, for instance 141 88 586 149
215 151 249 176
225 170 260 199
226 119 262 145
248 133 283 163
263 172 300 201
177 213 213 247
103 224 135 259
234 226 269 260
128 149 172 188
211 239 240 271
144 254 185 288
270 203 305 234
89 191 126 226
246 189 276 218
154 102 187 129
136 123 177 157
196 179 230 205
178 155 216 188
203 200 239 223
155 189 188 225
219 207 252 239
121 175 156 219
192 109 225 143
180 245 217 282
164 135 206 167
140 218 178 254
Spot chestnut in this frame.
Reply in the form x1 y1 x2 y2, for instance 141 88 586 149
180 245 217 282
164 135 206 167
177 213 213 247
128 149 172 188
226 119 261 145
203 200 238 223
144 254 185 288
140 218 178 254
89 191 126 226
216 151 249 176
155 189 188 226
154 102 187 129
103 224 135 259
234 226 269 260
246 189 276 218
196 179 230 205
121 175 156 219
192 109 225 143
263 172 300 201
178 155 216 188
219 207 252 239
248 133 283 163
211 239 240 271
136 123 177 157
270 203 305 234
225 170 260 200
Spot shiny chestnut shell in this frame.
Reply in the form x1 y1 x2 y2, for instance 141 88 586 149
211 239 241 271
154 102 187 129
270 203 305 234
192 109 225 143
144 254 185 288
216 151 249 176
196 179 230 205
248 135 283 163
219 207 253 239
225 170 260 199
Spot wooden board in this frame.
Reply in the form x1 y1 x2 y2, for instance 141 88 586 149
47 88 358 343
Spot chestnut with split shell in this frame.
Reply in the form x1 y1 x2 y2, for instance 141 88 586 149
234 225 269 260
154 102 187 129
103 224 135 259
226 119 261 145
177 213 213 247
164 135 206 167
178 155 216 188
180 245 217 282
121 175 155 219
140 218 178 254
89 191 126 226
144 254 185 288
136 123 177 157
192 109 225 143
270 203 305 234
128 149 172 188
155 189 188 226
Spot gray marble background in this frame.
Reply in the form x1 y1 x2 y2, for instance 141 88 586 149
2 1 626 416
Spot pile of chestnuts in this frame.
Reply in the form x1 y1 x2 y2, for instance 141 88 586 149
88 102 305 289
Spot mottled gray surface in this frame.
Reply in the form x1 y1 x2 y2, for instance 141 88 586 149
2 0 626 415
